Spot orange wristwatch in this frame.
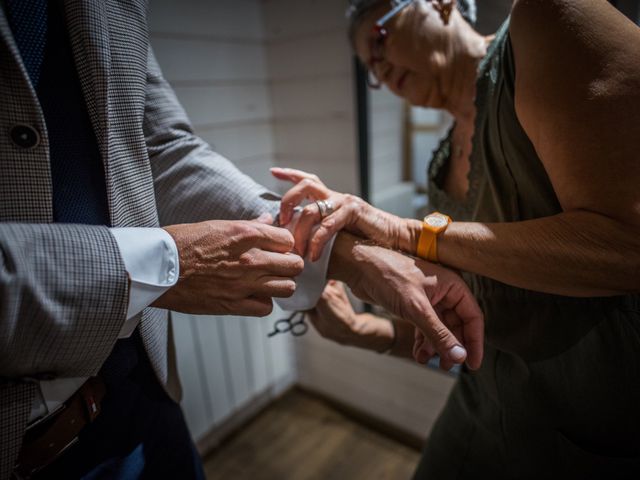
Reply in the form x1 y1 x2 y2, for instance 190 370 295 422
416 212 452 262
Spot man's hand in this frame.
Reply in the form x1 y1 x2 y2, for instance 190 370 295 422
329 233 484 370
153 219 304 317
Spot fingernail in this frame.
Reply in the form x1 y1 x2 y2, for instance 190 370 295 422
448 345 466 363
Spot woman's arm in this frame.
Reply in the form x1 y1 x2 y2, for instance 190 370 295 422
420 213 640 297
308 281 415 359
326 232 484 370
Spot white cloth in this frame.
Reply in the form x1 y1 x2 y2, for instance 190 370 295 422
274 219 337 311
30 221 334 421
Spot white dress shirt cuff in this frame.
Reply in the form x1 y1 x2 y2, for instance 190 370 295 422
110 227 179 336
275 221 337 312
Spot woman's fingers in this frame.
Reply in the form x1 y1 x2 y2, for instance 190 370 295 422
454 297 484 371
408 296 468 367
308 203 358 261
279 179 329 225
271 167 324 186
414 329 437 364
293 203 322 256
436 282 484 370
271 167 330 225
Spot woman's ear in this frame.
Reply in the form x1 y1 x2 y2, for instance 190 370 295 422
432 0 456 25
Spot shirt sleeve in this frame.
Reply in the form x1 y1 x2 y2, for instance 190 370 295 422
109 227 179 336
110 213 333 325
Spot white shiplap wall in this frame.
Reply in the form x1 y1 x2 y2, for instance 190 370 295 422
264 0 359 194
148 0 295 443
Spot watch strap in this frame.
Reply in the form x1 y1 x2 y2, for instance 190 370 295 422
417 212 451 262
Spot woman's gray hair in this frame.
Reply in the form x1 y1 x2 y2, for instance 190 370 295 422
347 0 477 43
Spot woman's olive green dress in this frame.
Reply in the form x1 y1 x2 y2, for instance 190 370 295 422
413 20 640 479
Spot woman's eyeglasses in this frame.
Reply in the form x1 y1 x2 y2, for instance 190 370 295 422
366 0 415 89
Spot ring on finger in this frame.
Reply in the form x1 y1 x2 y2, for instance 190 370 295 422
316 200 328 219
324 200 334 217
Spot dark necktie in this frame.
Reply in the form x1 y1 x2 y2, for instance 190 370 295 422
5 0 48 87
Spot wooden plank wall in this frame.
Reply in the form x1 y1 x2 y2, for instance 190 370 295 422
148 0 295 442
264 0 359 194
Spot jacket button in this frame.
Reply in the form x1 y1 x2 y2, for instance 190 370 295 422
10 124 40 149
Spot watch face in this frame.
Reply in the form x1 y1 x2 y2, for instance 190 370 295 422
426 216 448 228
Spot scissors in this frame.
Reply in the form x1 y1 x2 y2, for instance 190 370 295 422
267 311 308 337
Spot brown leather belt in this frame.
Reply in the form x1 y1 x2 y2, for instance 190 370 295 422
13 376 106 479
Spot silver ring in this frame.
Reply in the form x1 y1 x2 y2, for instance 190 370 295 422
324 200 334 216
316 200 335 219
316 200 328 219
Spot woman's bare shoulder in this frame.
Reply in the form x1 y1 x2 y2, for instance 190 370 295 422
507 0 640 218
510 0 640 88
509 0 640 129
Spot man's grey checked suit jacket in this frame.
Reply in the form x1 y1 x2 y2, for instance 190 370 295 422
0 1 279 476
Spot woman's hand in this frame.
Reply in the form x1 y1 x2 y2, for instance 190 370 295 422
329 234 484 370
271 167 420 260
308 281 395 353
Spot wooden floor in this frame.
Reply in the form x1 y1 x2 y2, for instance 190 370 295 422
203 389 421 480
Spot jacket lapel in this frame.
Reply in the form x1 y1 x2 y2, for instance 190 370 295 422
62 0 112 194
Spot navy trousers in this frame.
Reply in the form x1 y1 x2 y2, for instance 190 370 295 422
35 335 205 480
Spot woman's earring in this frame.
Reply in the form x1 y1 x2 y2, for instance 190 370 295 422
433 0 456 25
